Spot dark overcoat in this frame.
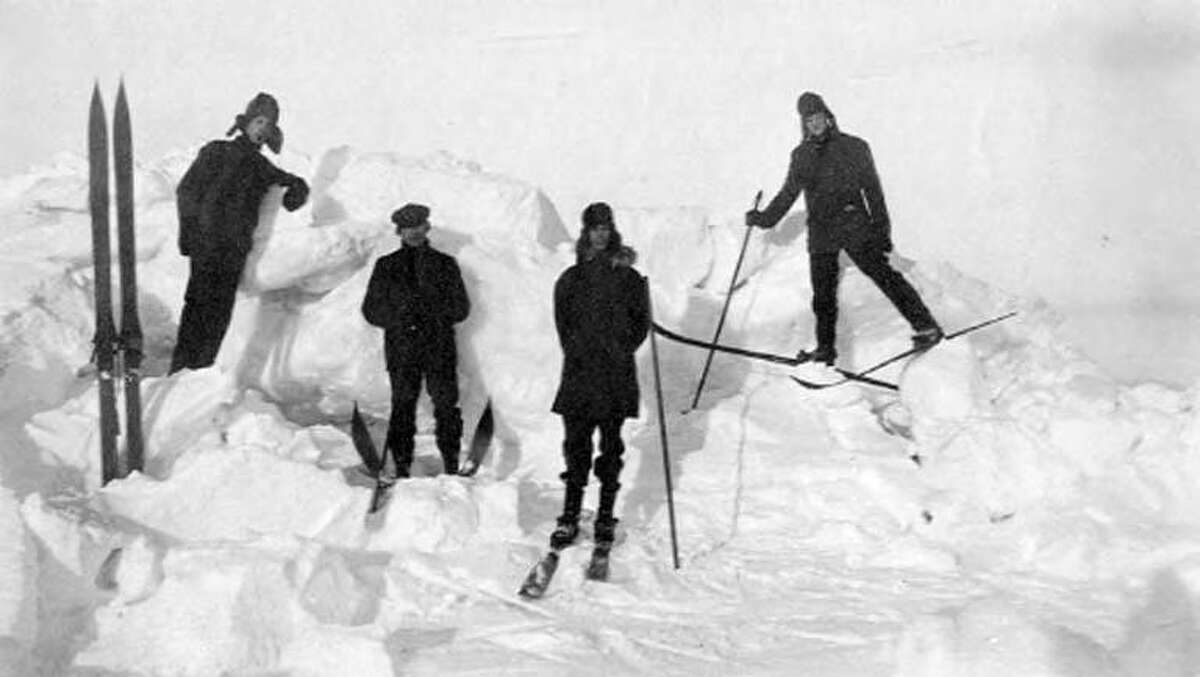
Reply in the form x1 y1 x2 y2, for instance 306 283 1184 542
760 126 892 254
551 254 649 419
176 135 307 257
361 244 470 372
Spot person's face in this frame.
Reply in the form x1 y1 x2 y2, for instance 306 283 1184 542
398 222 430 246
802 111 831 138
245 115 274 146
588 223 612 251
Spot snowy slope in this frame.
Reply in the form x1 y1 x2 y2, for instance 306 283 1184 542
0 148 1197 675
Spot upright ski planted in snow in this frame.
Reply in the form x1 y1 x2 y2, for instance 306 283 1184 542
113 81 144 474
458 399 494 477
88 84 120 484
89 81 146 483
350 403 393 515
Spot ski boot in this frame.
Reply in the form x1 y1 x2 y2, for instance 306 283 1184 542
586 517 618 581
911 326 944 352
796 345 837 366
549 516 580 550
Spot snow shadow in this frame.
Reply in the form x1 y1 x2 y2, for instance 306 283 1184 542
621 287 760 537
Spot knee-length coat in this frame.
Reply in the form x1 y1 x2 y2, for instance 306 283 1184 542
551 250 649 419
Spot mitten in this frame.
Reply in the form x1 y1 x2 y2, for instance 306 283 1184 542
282 178 309 211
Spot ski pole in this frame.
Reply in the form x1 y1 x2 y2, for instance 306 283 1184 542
688 190 762 410
646 278 680 569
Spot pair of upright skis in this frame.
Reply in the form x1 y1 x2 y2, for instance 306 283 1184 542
350 399 496 517
88 81 143 484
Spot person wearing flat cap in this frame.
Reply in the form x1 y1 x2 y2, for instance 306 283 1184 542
361 204 471 478
170 92 311 373
745 91 942 366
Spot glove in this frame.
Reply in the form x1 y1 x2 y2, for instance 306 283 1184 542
745 209 770 229
282 178 309 211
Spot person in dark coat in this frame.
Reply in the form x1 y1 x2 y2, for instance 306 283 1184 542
361 203 470 478
746 91 941 365
170 92 310 373
548 202 649 548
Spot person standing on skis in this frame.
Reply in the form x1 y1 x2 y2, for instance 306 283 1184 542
548 202 650 550
361 203 470 478
171 92 309 373
745 91 942 365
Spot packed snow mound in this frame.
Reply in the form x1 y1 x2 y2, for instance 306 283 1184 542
0 487 35 674
2 145 1200 675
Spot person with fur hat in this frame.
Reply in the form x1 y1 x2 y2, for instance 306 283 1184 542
361 203 470 478
169 92 310 373
745 91 942 365
548 202 649 550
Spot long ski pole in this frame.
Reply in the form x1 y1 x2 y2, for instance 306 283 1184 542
88 83 120 485
688 190 762 410
114 79 144 475
646 279 680 569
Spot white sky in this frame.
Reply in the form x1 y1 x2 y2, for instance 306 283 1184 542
3 3 1200 672
3 0 1200 321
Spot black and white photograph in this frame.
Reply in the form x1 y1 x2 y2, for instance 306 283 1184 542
1 1 1198 674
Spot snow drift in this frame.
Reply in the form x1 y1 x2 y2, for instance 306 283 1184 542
0 146 1197 675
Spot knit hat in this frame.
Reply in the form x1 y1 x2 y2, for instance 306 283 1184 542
796 91 830 117
581 202 614 230
391 203 431 230
227 92 283 153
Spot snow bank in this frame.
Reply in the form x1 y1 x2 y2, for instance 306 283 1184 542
1 144 1199 674
0 488 35 676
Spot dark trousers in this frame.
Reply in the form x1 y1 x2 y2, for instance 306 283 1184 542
170 251 247 374
559 416 626 491
386 361 462 473
810 247 937 349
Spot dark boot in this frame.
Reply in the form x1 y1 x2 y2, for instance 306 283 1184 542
550 483 584 549
593 516 619 546
382 445 410 480
911 326 944 351
550 518 580 549
796 345 837 366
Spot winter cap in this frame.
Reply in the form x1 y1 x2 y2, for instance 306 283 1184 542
227 92 283 153
796 91 830 117
581 202 614 230
391 203 431 230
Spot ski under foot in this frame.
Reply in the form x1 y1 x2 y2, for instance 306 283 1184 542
518 550 562 599
585 540 613 581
